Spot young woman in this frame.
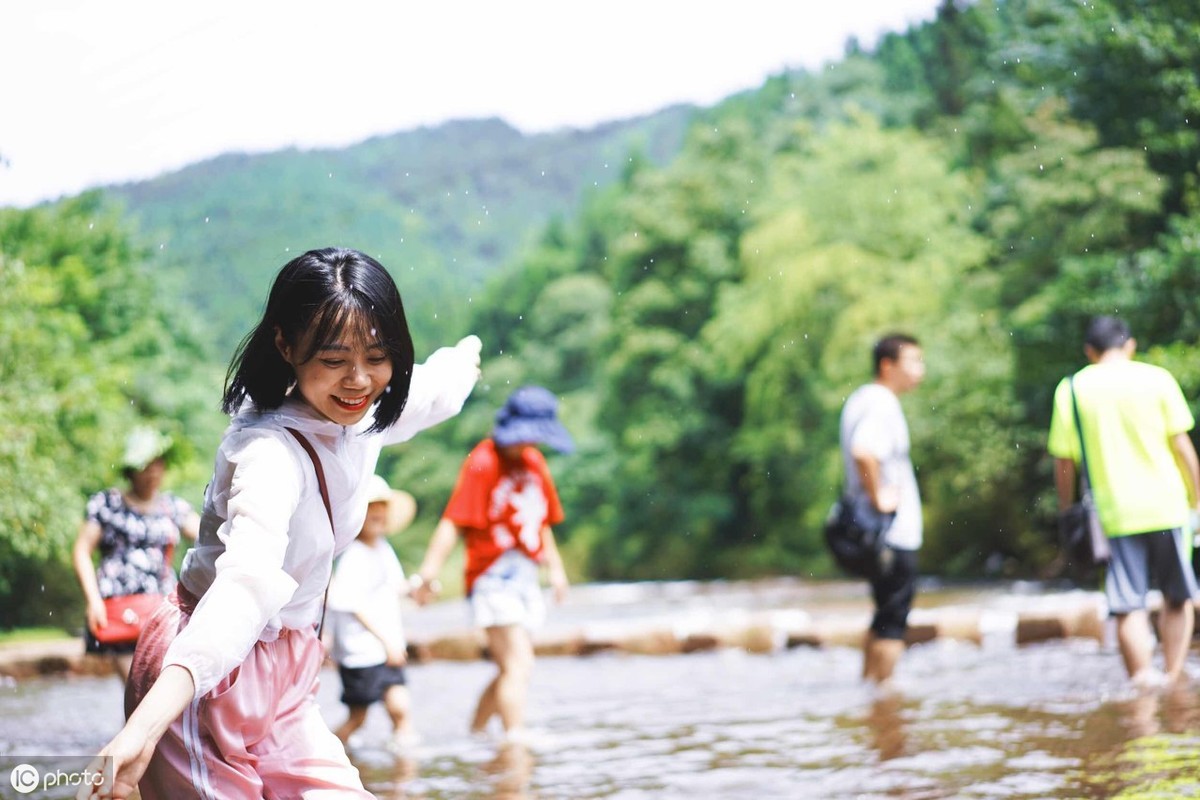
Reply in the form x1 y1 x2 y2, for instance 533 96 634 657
82 248 481 799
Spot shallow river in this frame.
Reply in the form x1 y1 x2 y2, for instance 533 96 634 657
3 583 1199 798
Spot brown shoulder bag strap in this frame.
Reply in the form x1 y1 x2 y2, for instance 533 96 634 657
285 427 336 636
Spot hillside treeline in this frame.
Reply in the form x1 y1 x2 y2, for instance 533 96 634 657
381 0 1200 582
108 112 694 356
2 0 1199 625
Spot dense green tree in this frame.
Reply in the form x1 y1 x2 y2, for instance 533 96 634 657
584 120 769 578
12 0 1200 599
1065 0 1200 217
439 0 1200 582
0 194 221 628
983 101 1163 419
705 113 1018 574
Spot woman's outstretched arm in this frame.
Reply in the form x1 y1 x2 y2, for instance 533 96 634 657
78 665 195 799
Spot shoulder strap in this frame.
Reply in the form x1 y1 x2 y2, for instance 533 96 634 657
1067 375 1093 490
285 428 333 530
285 427 335 636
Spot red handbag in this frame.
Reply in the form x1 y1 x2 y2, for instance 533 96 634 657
91 533 176 646
91 593 165 645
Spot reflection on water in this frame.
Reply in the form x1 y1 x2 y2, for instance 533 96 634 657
484 743 535 800
865 692 908 762
338 636 1200 798
2 630 1198 797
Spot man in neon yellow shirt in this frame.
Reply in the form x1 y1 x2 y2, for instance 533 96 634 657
1048 316 1200 687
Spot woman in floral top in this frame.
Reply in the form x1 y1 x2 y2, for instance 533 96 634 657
72 428 199 680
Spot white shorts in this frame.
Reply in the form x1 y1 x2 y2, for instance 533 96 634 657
469 550 545 630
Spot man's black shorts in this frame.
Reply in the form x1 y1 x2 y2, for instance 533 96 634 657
338 663 407 707
869 548 918 640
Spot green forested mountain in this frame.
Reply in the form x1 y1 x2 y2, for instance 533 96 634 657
107 111 694 355
385 0 1200 582
5 0 1200 627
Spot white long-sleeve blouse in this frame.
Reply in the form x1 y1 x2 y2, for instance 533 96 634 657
163 342 478 697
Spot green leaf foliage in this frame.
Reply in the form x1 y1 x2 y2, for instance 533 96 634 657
452 0 1200 581
106 113 693 355
11 0 1200 596
0 194 223 628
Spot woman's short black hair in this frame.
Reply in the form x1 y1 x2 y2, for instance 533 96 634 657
221 248 415 433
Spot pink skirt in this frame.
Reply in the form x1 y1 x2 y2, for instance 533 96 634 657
126 589 372 799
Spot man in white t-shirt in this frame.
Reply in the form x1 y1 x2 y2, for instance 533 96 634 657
839 333 925 686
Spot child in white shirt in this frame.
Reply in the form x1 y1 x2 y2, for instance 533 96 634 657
328 474 418 750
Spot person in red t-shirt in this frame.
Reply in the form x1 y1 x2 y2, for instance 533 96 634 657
412 385 572 739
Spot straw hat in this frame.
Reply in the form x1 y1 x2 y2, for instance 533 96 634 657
364 474 417 533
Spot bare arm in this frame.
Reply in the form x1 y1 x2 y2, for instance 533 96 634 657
411 517 461 604
180 510 201 542
1169 432 1200 509
79 665 195 799
352 609 407 666
72 520 108 632
540 525 569 604
1054 458 1078 511
850 448 897 513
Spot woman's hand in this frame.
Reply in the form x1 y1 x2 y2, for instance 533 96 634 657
78 664 195 799
85 599 108 634
76 724 156 799
181 510 202 542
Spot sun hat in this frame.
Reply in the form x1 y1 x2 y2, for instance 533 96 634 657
491 385 575 454
122 427 173 472
364 474 417 533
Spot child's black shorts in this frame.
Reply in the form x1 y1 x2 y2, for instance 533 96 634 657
338 663 407 707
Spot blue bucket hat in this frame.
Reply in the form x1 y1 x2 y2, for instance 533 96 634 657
491 386 575 454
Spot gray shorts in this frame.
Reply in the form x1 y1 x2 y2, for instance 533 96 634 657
1105 528 1199 615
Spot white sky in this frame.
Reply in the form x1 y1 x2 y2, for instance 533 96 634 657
1 0 942 208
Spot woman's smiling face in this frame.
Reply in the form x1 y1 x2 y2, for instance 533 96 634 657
275 317 394 426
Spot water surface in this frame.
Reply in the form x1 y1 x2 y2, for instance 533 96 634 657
3 583 1198 798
